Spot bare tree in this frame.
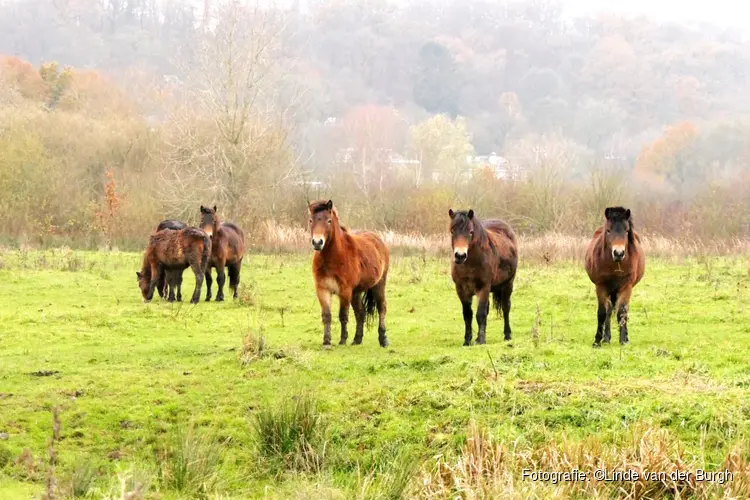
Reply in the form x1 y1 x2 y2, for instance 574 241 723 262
160 0 304 222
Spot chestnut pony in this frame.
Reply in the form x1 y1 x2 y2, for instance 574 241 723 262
584 207 646 347
136 227 211 304
154 219 187 302
448 209 518 346
198 206 246 301
308 200 390 348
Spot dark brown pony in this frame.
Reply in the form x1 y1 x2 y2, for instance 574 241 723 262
198 205 246 301
309 200 390 348
585 207 646 347
136 227 211 304
155 219 187 302
448 209 518 346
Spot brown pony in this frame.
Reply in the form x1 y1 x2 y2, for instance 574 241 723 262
155 219 187 302
137 227 211 304
198 205 246 301
309 200 390 348
585 207 646 347
448 209 518 346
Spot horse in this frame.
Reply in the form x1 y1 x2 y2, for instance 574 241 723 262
448 209 518 346
584 207 646 347
155 219 187 302
136 227 211 304
198 205 246 301
309 199 390 348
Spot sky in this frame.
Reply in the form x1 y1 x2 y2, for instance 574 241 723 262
561 0 747 29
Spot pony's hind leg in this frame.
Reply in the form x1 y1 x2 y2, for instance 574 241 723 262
338 290 351 345
189 261 205 304
351 290 365 345
500 283 513 341
228 260 242 299
373 278 389 348
215 262 227 302
204 268 213 301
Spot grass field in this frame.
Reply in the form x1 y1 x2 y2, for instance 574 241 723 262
0 248 748 499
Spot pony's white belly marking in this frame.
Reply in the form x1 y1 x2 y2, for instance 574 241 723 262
323 277 340 295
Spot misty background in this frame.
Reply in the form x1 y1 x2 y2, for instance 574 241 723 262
0 0 748 248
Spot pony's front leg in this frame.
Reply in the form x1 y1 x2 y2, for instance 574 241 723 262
204 268 213 302
457 286 474 346
316 287 333 348
475 286 491 345
146 263 163 302
338 291 351 345
215 262 227 302
351 290 365 345
593 285 612 347
615 285 633 345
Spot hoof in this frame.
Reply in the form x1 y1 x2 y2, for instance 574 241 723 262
620 340 629 345
322 344 332 351
476 338 486 345
504 335 512 341
339 339 347 346
592 342 602 348
379 338 389 348
352 338 362 345
216 296 225 302
463 341 472 347
603 339 611 345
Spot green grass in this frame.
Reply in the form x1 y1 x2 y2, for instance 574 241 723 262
0 248 748 498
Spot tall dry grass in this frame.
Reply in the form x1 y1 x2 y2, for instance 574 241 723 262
412 422 749 499
258 221 750 262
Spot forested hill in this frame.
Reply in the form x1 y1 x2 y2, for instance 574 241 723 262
3 0 750 159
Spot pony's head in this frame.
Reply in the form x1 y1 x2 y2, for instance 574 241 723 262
448 208 477 265
308 199 337 251
604 206 634 263
199 205 219 237
135 271 150 302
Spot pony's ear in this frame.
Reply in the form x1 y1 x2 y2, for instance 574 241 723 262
213 205 217 212
326 200 333 210
467 209 474 220
604 207 612 219
136 271 142 278
625 208 631 219
448 208 455 218
200 205 205 213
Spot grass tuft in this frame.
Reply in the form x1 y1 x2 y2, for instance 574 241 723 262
254 394 328 475
157 425 225 497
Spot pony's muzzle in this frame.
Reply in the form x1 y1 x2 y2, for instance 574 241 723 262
612 246 625 262
311 237 325 251
454 249 468 264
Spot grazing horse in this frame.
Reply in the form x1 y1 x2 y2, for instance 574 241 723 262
448 209 518 346
309 200 390 348
136 227 211 304
198 205 246 301
155 219 187 302
585 207 646 347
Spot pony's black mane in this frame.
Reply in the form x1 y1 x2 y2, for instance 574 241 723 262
451 211 491 247
310 201 331 214
605 206 636 246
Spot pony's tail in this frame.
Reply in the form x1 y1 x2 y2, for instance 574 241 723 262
363 288 378 327
491 288 503 316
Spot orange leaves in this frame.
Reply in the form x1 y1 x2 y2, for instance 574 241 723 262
635 121 699 183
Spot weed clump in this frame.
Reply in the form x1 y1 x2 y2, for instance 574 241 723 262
254 394 328 474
